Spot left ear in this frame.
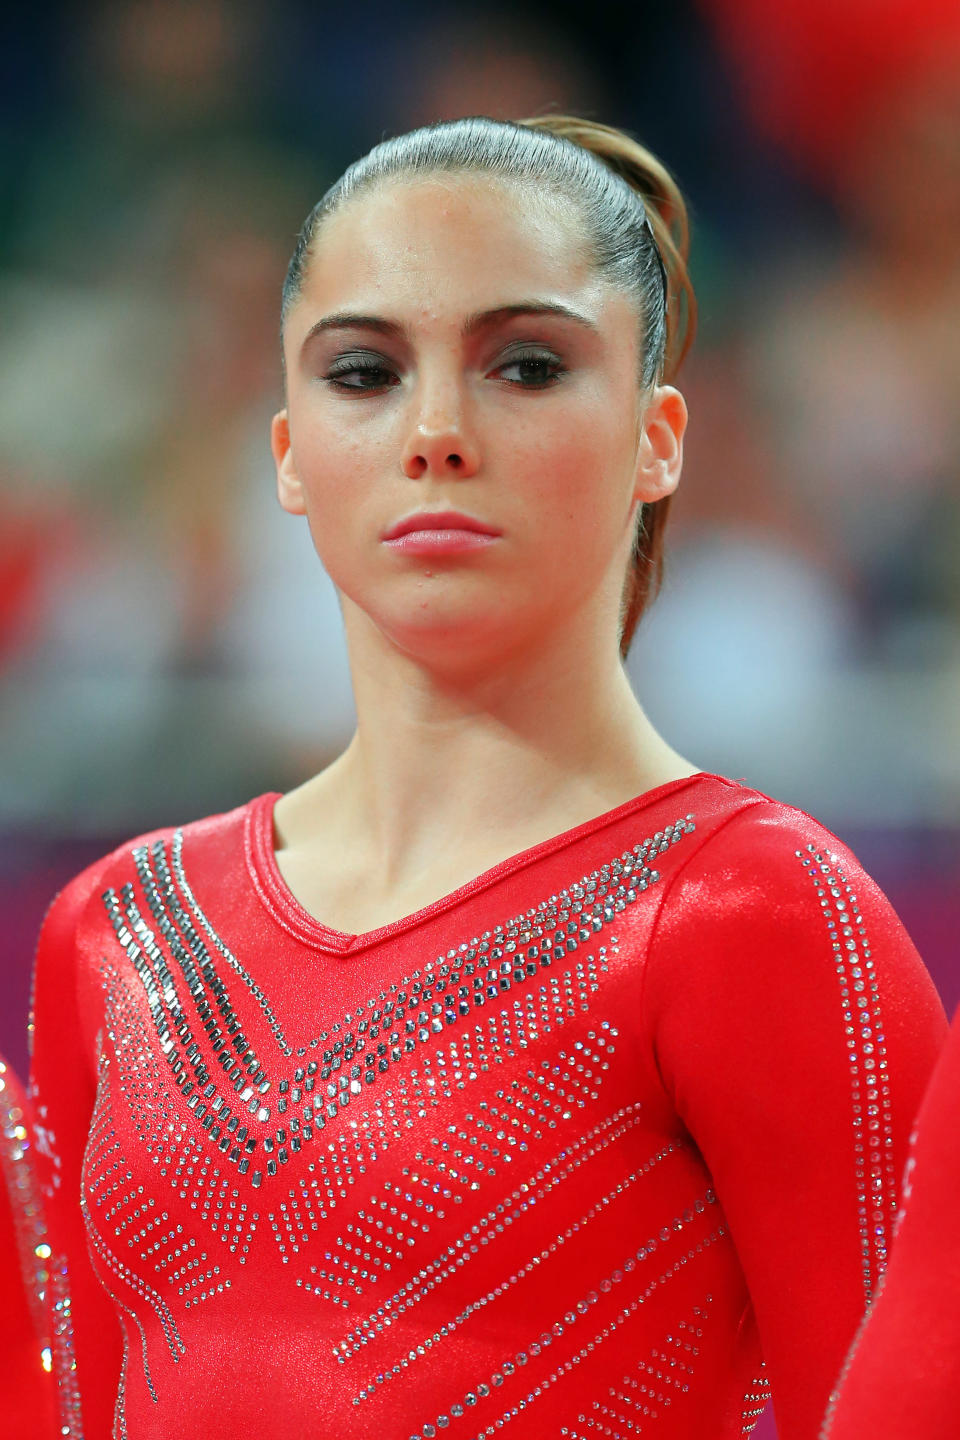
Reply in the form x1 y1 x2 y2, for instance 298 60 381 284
633 385 688 504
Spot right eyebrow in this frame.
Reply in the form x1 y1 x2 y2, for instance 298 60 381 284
299 300 601 352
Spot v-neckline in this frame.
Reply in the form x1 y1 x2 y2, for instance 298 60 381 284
244 772 726 954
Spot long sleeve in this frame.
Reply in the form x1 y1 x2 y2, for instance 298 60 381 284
641 802 948 1440
27 864 125 1440
821 999 960 1440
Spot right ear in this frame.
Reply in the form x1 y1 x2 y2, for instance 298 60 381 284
271 409 306 516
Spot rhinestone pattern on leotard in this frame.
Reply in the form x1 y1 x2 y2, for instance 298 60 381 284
37 790 925 1439
25 759 948 1440
796 843 896 1305
74 807 772 1437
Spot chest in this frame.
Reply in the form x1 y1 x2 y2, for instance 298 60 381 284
75 831 758 1431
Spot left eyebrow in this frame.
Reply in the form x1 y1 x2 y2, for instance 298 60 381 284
300 300 601 350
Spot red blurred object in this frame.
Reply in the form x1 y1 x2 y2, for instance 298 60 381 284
699 0 960 182
0 499 46 662
0 485 80 667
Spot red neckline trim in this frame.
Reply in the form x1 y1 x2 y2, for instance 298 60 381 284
244 771 728 954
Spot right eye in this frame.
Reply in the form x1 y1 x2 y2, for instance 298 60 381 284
324 356 398 392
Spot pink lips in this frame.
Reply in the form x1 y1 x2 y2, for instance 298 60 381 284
381 509 501 555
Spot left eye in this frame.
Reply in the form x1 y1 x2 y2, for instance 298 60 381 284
325 360 397 391
496 353 566 387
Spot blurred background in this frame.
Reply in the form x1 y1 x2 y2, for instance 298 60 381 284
1 5 958 1429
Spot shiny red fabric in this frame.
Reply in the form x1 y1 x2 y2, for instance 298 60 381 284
26 772 948 1440
0 1056 59 1439
822 998 960 1439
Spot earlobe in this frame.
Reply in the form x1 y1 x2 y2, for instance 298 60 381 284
271 409 306 516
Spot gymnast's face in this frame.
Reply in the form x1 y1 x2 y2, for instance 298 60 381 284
272 174 686 670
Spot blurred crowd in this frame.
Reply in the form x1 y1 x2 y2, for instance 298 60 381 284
1 0 958 838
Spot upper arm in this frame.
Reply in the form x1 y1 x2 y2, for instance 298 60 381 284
642 804 948 1440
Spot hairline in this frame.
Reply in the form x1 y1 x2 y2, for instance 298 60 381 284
280 168 650 389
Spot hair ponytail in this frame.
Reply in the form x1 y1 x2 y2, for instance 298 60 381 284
516 114 697 386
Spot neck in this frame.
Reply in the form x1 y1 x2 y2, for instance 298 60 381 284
287 598 697 890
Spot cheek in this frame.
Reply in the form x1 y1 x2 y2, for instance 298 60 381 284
294 414 378 515
511 412 625 536
290 436 371 576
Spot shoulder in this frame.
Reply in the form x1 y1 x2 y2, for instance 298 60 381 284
644 783 947 1058
670 784 876 907
645 785 946 1103
648 783 920 995
35 794 258 948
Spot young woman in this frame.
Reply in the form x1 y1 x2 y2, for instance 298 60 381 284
26 114 948 1440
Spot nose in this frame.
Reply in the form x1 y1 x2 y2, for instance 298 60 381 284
400 371 481 480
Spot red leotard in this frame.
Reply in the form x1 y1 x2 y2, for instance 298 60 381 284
26 773 948 1439
821 999 960 1439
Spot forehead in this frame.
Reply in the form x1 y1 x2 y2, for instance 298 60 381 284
300 173 602 313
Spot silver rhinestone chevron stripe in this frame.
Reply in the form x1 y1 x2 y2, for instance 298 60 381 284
171 827 296 1056
81 1047 185 1372
409 1215 727 1440
351 1153 703 1404
335 1105 662 1357
80 807 721 1422
572 1294 716 1434
99 812 697 1191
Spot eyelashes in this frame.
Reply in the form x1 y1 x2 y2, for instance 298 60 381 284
498 353 567 388
322 350 567 393
324 357 397 391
